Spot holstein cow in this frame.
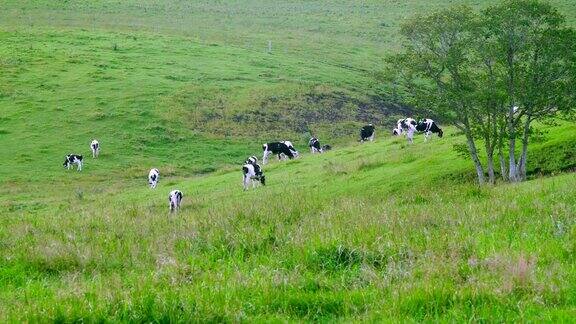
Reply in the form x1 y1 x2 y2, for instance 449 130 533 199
308 137 323 154
262 142 298 164
63 154 83 171
242 162 266 191
148 168 160 188
245 155 258 165
168 189 183 213
398 118 418 143
360 124 375 142
416 119 443 141
90 139 100 158
392 118 405 136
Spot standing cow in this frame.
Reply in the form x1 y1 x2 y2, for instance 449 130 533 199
398 118 417 143
416 119 443 141
308 137 323 154
148 168 160 188
90 139 100 158
169 190 183 213
262 142 299 164
63 154 83 171
360 124 375 142
242 162 266 190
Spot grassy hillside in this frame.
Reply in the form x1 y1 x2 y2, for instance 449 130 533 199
1 124 575 321
1 0 576 321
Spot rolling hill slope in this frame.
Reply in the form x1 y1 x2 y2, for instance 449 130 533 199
1 122 575 321
1 0 576 321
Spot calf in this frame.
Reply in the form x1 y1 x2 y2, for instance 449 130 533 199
416 119 443 141
242 162 266 190
63 154 83 171
148 168 159 188
308 137 322 154
168 189 183 213
90 139 100 158
262 142 298 164
360 124 375 142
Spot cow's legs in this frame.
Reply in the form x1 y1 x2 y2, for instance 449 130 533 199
262 150 271 164
243 175 250 191
407 130 414 144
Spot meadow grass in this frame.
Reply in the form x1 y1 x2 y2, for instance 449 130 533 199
1 0 576 321
1 124 575 321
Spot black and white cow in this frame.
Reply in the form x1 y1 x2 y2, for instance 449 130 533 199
242 162 266 190
90 139 100 158
245 155 259 165
360 124 375 142
148 168 159 188
169 189 183 213
397 118 418 143
308 137 323 154
63 154 83 171
262 142 298 164
392 118 405 136
416 119 443 141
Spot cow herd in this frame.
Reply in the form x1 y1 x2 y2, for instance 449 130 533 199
63 118 442 212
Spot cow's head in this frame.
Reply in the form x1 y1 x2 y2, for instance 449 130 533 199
259 174 266 186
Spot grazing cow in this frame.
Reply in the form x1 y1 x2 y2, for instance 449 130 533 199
392 118 405 136
321 144 332 151
148 168 159 188
245 155 258 165
242 162 266 190
262 142 298 164
280 141 299 159
168 189 183 213
360 124 375 142
90 139 100 158
416 119 443 141
63 154 83 171
398 118 417 143
309 137 322 154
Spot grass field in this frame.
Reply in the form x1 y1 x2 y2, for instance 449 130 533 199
1 0 576 321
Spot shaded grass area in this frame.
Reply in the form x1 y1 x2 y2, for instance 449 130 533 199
1 124 575 321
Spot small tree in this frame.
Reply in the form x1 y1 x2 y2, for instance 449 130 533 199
391 0 576 184
482 0 576 181
390 7 493 184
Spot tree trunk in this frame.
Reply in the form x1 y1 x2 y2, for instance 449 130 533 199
465 131 486 185
517 117 531 181
487 151 495 184
507 108 518 182
485 141 496 184
498 142 507 181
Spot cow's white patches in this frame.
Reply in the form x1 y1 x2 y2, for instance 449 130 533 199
148 168 159 188
169 189 183 212
63 154 83 171
90 139 100 158
243 163 265 190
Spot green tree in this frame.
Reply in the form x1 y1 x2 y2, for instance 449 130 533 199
391 0 576 184
482 0 576 182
